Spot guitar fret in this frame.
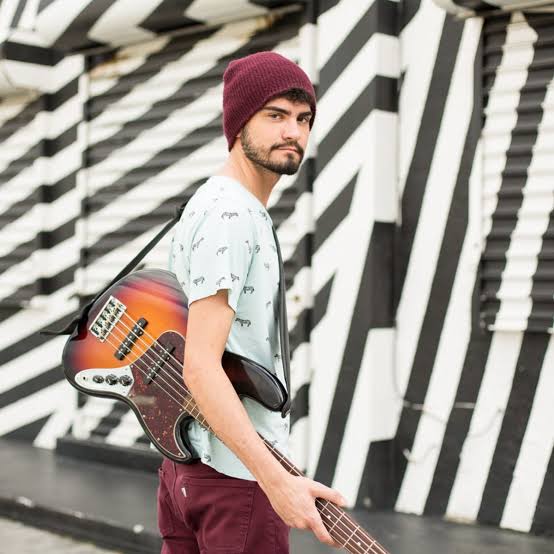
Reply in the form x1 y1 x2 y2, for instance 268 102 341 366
327 507 344 532
345 524 364 551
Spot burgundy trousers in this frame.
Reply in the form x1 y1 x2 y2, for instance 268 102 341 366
157 457 290 553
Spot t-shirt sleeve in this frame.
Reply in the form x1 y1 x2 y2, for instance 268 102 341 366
187 203 255 313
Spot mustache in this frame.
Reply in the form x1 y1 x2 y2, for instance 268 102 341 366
273 143 304 155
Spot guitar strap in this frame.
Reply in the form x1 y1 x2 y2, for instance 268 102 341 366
40 198 292 418
271 225 292 418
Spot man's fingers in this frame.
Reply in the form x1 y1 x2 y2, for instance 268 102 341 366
311 515 336 546
312 482 347 506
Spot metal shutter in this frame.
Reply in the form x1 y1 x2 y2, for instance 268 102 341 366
481 13 554 332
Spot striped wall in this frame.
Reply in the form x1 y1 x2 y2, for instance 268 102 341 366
0 0 552 539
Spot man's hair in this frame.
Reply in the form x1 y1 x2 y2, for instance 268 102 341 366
268 87 314 118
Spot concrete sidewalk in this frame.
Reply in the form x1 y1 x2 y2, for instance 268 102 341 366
0 439 552 554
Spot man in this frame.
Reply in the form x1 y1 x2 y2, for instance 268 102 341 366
158 51 346 554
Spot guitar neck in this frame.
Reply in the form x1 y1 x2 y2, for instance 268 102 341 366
189 401 389 554
260 437 390 554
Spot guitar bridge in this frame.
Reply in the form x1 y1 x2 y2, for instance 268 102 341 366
90 296 126 342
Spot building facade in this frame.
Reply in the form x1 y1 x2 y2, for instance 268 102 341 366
0 0 552 537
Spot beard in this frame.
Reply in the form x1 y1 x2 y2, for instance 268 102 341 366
240 126 304 175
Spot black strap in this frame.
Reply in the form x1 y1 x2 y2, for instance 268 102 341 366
40 200 189 336
271 225 291 418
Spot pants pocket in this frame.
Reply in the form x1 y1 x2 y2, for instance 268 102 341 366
157 467 177 537
180 477 255 553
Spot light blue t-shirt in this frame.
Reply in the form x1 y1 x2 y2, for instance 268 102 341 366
168 175 290 480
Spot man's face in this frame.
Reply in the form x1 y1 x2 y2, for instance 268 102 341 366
238 97 312 176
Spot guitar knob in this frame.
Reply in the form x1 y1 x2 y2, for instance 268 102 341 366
93 375 104 384
106 374 118 385
119 375 132 386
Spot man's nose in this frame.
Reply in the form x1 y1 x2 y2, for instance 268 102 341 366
282 118 301 140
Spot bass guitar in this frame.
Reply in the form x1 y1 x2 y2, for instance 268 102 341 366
61 268 390 554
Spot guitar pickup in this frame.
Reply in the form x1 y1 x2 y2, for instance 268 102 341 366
144 344 175 384
114 317 148 360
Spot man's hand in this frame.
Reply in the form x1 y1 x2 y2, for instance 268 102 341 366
260 472 348 547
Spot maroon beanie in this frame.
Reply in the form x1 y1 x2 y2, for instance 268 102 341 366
222 51 317 151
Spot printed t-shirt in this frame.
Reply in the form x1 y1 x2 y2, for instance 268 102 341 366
168 175 290 480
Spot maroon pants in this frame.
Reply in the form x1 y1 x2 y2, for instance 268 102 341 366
157 457 290 553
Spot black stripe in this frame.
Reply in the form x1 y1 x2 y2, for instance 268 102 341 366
289 303 310 354
0 367 63 410
0 264 77 321
11 0 26 28
40 171 77 202
139 0 201 33
0 309 80 366
314 222 395 485
43 124 78 157
3 415 51 442
50 0 113 52
90 402 130 439
1 41 64 66
357 440 395 508
317 75 397 177
313 274 334 328
399 0 420 31
0 98 41 144
319 0 396 96
318 0 341 17
531 446 554 535
0 219 76 279
0 142 40 183
478 333 549 525
394 17 463 313
390 30 483 507
423 325 492 514
290 383 309 426
314 171 357 250
37 0 57 14
455 0 500 11
44 77 80 112
525 17 554 332
0 171 77 240
38 217 78 249
36 264 77 296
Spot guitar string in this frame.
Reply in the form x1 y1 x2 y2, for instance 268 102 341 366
104 316 386 554
101 324 379 554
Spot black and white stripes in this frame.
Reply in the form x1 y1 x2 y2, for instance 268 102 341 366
0 0 553 539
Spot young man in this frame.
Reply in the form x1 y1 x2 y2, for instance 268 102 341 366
158 51 346 554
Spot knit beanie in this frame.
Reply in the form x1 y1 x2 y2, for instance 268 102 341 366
222 51 316 151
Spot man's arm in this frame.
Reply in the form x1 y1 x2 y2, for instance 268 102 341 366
183 288 346 547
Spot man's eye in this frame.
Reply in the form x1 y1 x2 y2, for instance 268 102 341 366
269 113 281 119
